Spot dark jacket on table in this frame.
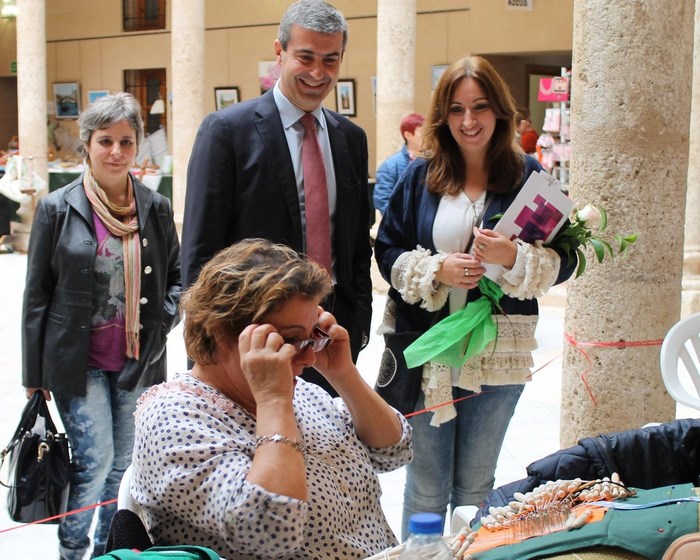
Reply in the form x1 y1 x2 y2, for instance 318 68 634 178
374 156 575 334
476 419 700 523
22 175 182 397
181 89 372 358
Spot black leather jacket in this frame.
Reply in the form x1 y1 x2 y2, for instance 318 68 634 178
22 175 181 396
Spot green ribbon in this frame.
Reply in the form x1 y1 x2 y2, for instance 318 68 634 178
404 278 504 369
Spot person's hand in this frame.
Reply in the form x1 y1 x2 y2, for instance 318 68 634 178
25 387 51 401
311 311 355 382
436 252 484 289
237 323 296 406
472 227 518 268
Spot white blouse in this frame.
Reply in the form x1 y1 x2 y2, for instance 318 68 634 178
132 374 413 560
432 190 486 316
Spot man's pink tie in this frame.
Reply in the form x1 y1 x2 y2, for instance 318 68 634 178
300 113 332 273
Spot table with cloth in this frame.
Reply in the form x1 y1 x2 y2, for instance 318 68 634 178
365 485 700 559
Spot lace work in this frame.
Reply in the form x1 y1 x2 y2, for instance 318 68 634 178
136 376 240 418
421 314 537 426
500 240 560 300
391 246 450 312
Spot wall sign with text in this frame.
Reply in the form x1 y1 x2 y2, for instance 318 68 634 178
538 77 569 102
505 0 533 10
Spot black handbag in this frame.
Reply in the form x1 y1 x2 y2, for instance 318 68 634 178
1 391 71 523
374 331 425 415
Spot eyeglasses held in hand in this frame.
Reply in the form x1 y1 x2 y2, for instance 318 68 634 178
292 326 332 354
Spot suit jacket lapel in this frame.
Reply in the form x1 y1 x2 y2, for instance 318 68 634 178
324 109 348 193
254 91 303 237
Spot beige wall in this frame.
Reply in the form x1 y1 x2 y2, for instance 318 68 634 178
5 0 574 173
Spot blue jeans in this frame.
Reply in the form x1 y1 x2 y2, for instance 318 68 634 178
401 384 524 540
54 368 141 560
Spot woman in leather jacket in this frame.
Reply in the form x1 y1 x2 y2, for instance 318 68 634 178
21 92 181 560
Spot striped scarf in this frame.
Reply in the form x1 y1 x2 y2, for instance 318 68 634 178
83 165 141 360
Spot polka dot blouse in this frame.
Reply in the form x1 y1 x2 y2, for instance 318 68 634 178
131 373 413 560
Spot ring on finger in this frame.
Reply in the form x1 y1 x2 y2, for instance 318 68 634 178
464 267 470 277
478 242 486 250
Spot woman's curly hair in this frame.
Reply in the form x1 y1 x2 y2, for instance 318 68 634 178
181 238 332 365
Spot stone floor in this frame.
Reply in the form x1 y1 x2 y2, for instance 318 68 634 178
0 252 694 559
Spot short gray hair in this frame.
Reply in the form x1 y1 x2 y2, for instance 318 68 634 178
278 0 348 52
78 92 144 149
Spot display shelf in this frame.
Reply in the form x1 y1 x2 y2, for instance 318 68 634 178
537 67 571 193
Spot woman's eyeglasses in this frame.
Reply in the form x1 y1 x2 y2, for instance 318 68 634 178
291 326 332 354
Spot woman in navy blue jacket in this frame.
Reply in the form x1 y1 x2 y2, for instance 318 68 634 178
374 55 576 539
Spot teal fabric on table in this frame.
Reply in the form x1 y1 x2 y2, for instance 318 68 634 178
95 545 220 560
473 484 699 560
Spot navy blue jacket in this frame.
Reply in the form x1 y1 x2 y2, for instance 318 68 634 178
181 89 372 358
475 419 700 523
374 156 575 334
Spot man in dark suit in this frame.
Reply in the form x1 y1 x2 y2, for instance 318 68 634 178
181 0 372 396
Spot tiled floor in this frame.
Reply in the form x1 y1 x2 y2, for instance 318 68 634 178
0 252 692 559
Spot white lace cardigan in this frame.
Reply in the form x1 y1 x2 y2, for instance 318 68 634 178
378 240 561 426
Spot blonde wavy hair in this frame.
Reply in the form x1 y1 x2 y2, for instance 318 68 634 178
181 239 332 365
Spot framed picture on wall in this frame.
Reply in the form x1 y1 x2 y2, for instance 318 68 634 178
214 87 240 110
258 61 280 94
335 79 355 117
431 65 448 90
53 82 81 118
87 90 110 104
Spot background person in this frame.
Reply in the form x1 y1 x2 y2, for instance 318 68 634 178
131 239 412 560
373 112 425 215
515 107 539 154
22 92 181 560
181 0 372 398
374 56 576 538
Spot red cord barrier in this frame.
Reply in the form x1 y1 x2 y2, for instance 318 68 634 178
0 497 117 535
0 353 566 532
564 331 664 405
405 352 562 418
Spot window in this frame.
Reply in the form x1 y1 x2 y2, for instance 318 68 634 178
124 68 166 135
123 0 165 32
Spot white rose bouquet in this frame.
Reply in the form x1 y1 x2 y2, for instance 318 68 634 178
547 204 638 278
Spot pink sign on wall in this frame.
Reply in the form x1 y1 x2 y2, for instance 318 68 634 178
538 77 570 102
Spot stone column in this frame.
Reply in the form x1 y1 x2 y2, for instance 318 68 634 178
14 0 47 251
561 1 693 447
376 0 416 168
171 0 205 226
682 0 700 318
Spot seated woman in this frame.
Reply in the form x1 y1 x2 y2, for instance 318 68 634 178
131 239 413 560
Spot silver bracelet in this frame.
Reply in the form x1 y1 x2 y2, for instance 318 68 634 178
254 434 308 461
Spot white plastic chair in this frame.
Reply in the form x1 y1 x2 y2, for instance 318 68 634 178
660 312 700 411
451 505 479 533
